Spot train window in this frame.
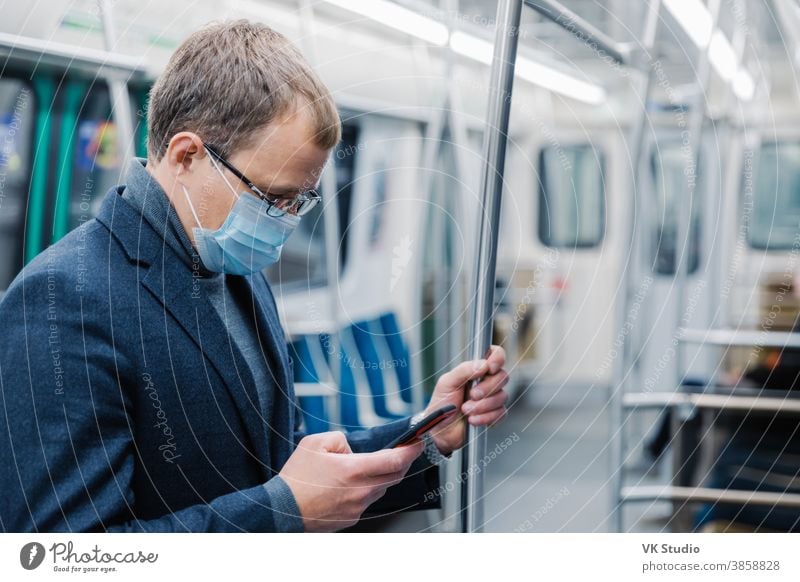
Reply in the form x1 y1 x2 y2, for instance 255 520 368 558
650 142 702 275
0 78 35 292
749 142 800 250
65 83 123 234
537 144 605 248
266 123 359 289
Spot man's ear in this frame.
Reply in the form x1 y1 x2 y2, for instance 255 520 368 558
164 132 206 175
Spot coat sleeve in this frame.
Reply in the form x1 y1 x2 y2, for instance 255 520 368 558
0 265 286 532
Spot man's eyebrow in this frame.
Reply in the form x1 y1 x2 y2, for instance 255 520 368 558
255 182 320 197
252 183 301 198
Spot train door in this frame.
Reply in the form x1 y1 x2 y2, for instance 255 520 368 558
529 133 624 386
638 135 719 391
731 135 800 334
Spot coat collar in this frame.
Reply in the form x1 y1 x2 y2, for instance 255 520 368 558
96 186 291 477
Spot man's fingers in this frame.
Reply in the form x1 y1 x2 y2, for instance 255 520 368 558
467 408 507 427
347 441 423 478
440 347 506 391
462 390 507 416
470 370 509 399
300 431 353 454
441 359 491 388
485 345 506 374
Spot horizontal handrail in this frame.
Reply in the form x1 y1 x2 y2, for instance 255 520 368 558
679 328 800 348
621 485 800 507
523 0 632 66
0 32 147 78
622 392 800 414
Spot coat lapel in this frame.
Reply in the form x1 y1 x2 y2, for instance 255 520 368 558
244 273 295 470
96 186 273 477
140 252 273 478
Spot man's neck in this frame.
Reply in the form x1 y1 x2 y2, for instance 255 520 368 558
145 159 197 247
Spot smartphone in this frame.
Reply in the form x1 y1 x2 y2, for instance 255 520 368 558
383 404 458 449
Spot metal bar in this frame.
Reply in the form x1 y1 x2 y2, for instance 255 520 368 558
623 392 800 414
0 32 146 77
97 0 136 164
523 0 631 66
609 0 661 534
669 0 720 531
672 0 720 372
679 328 800 348
459 0 523 534
621 486 800 508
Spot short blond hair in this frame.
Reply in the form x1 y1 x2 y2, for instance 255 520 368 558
146 19 341 160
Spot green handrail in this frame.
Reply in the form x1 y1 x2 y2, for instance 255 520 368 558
25 77 54 263
51 80 87 243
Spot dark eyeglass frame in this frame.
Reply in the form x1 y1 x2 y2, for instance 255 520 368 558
203 143 321 217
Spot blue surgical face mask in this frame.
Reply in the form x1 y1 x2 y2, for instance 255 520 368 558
181 158 300 275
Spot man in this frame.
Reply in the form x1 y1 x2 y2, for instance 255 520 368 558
0 20 508 532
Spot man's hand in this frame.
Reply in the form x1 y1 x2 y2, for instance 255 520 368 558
424 345 509 456
279 431 423 532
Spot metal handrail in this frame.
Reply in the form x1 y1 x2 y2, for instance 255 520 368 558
621 486 800 507
462 0 645 533
679 328 800 348
523 0 632 66
0 32 146 78
460 0 522 533
622 392 800 414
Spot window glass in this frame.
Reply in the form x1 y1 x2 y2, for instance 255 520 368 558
650 141 702 275
537 144 605 248
749 142 800 250
267 123 359 289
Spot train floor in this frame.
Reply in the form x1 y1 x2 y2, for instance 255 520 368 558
351 382 675 533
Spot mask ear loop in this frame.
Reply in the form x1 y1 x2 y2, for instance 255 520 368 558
180 182 204 230
178 152 241 230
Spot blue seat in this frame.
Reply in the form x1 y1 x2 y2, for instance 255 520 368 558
378 312 414 405
289 313 416 433
288 338 330 434
350 320 406 420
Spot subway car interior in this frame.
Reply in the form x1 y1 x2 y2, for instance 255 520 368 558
2 0 800 534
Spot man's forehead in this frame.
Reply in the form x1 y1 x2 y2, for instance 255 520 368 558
235 148 326 194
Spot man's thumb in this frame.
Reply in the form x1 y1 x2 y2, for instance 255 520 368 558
317 431 353 454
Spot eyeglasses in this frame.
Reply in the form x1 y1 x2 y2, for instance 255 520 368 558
203 143 321 218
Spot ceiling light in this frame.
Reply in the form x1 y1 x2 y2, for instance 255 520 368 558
323 0 449 46
664 0 713 48
450 31 606 105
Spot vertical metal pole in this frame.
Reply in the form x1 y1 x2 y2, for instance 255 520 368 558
670 0 719 530
610 0 660 533
459 0 522 533
720 0 752 330
97 0 135 162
